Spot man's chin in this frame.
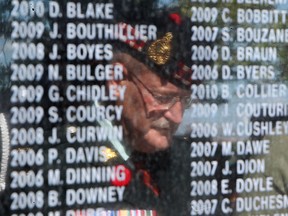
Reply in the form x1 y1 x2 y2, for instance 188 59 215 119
138 129 172 153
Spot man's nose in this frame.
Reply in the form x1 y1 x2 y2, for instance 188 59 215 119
163 101 183 124
146 101 183 124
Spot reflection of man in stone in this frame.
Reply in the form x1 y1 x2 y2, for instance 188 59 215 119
102 3 193 214
107 40 192 216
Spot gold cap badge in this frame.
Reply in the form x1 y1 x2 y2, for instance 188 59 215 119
147 32 173 65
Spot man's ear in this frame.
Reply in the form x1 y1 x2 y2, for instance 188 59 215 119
106 62 128 98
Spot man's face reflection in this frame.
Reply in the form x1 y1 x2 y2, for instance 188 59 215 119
113 53 189 153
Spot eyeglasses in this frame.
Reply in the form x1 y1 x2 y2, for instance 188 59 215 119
129 72 192 110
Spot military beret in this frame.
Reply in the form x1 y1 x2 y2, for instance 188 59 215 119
111 0 193 89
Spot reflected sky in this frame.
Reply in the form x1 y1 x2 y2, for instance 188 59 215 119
156 0 179 8
0 38 12 66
